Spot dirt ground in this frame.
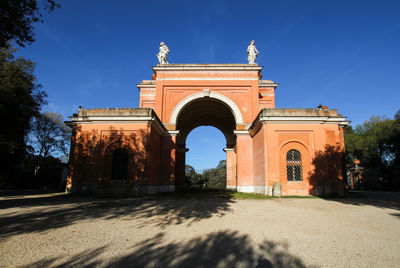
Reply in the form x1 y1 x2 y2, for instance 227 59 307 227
0 191 399 268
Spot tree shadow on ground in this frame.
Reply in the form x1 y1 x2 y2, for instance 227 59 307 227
0 192 235 239
22 230 311 268
25 246 107 268
324 191 400 211
390 213 400 219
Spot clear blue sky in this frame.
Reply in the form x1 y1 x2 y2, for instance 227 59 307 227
16 0 400 170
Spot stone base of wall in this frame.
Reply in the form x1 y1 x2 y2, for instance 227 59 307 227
139 185 175 195
72 182 175 196
310 183 344 197
236 185 269 195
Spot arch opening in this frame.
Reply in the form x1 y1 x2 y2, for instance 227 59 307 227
174 97 238 190
184 126 227 190
170 91 244 126
186 126 227 171
175 97 237 148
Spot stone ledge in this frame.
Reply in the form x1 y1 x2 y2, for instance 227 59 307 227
153 64 263 71
260 108 341 117
76 107 154 117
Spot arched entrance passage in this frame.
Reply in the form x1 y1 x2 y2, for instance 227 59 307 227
172 93 240 190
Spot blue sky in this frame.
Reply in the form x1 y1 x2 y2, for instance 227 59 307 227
16 0 400 170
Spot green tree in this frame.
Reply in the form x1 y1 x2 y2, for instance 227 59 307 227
356 116 395 169
345 116 398 178
391 109 400 166
184 164 203 188
202 160 226 190
0 47 46 186
0 0 60 48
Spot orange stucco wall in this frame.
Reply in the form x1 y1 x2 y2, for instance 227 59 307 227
68 64 346 196
140 67 275 126
252 126 266 188
67 121 175 195
258 123 345 196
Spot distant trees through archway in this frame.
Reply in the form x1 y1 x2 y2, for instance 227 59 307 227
185 126 227 189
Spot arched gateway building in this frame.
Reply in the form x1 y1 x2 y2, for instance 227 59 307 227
66 46 349 196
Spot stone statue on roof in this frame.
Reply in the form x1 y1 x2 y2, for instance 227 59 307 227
247 40 259 64
157 41 170 64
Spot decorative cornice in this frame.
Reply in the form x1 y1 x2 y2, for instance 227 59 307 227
153 64 263 72
137 80 156 90
248 108 350 136
259 80 278 88
66 108 169 135
137 84 156 88
258 116 349 124
155 77 259 81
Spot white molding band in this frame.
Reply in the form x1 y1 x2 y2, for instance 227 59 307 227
70 115 168 135
260 93 275 96
233 130 249 135
140 94 156 97
170 91 244 125
259 116 349 126
156 77 259 81
137 85 156 88
168 130 179 136
153 64 263 72
72 116 154 122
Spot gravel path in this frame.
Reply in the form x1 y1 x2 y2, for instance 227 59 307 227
0 191 399 267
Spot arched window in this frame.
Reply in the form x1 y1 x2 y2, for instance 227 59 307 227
287 149 302 181
112 148 128 180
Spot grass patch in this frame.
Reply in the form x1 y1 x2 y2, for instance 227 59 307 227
280 195 319 199
148 190 233 200
231 192 272 199
148 189 320 200
149 189 272 200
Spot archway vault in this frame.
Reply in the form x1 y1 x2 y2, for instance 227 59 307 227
173 93 238 149
170 91 244 125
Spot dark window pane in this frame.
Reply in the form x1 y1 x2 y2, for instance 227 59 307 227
112 149 128 180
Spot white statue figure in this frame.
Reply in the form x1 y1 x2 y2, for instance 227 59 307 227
157 41 170 64
247 40 259 64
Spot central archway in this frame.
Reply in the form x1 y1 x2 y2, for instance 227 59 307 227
173 94 239 190
170 91 244 126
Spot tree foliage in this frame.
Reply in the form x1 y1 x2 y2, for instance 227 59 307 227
345 113 400 189
345 116 397 169
184 164 203 188
391 109 400 166
0 0 60 48
28 112 71 158
0 47 46 186
185 160 226 190
0 1 62 188
202 160 226 189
